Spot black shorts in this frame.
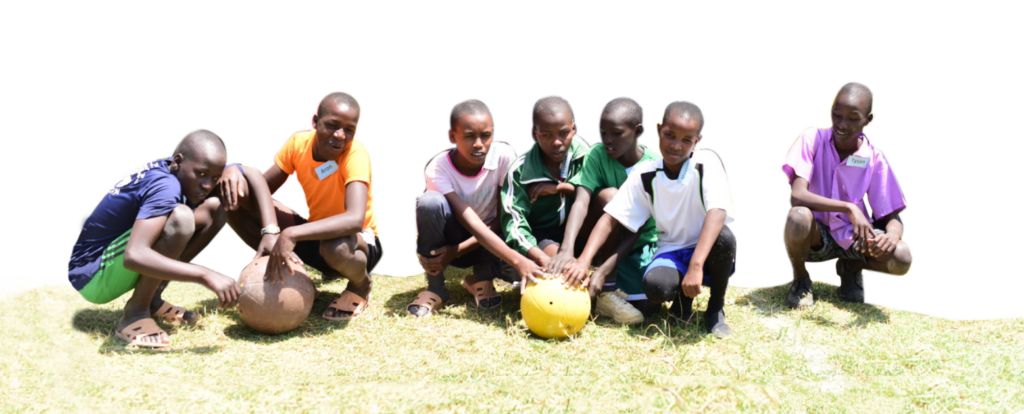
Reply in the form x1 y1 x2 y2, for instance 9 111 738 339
294 226 385 278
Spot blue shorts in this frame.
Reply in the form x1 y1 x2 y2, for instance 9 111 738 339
643 248 736 286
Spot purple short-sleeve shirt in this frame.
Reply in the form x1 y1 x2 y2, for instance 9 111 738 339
782 128 906 250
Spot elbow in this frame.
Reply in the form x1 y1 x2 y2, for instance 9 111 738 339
122 248 142 273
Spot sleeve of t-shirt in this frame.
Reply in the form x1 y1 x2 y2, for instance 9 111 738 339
603 169 653 233
424 153 455 195
137 174 181 221
501 164 538 255
782 128 818 184
342 147 372 189
866 151 907 220
495 144 516 181
699 153 736 222
577 145 604 191
274 134 298 175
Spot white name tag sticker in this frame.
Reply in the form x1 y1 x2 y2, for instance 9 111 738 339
846 155 869 168
483 151 499 170
315 160 339 180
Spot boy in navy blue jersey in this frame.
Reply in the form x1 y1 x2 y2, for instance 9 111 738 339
68 130 277 347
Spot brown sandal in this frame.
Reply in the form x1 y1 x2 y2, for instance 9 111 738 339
152 302 196 324
115 318 169 348
407 291 444 317
462 278 502 309
323 290 369 321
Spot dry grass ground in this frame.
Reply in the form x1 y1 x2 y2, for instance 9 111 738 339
2 268 1022 413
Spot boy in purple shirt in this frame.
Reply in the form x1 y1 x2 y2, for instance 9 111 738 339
782 83 913 308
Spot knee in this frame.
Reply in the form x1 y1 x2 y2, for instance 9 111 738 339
320 235 366 275
888 241 912 275
706 225 737 273
643 267 680 303
595 187 618 208
785 207 814 239
164 204 196 240
416 191 448 216
199 197 227 228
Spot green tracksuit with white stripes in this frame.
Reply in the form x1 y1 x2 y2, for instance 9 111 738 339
500 137 589 256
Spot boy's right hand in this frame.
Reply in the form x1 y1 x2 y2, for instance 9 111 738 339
513 259 545 295
418 245 458 276
526 182 559 203
847 204 875 253
202 271 240 309
217 166 248 211
545 250 576 279
561 261 591 291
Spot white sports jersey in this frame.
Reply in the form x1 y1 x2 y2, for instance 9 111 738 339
604 149 735 257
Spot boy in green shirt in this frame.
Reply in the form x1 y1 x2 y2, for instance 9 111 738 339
547 98 659 324
501 97 589 270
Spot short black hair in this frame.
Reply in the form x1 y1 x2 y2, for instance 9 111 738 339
663 98 704 134
602 97 642 127
174 129 226 161
835 80 876 118
450 99 492 129
315 89 364 117
532 96 575 125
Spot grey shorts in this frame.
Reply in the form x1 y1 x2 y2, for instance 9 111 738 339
806 221 883 263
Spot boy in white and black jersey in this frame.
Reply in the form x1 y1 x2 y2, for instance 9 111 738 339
565 102 737 338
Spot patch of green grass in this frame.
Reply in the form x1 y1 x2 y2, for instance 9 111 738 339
2 269 1022 413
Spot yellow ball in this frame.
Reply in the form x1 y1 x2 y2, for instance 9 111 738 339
521 276 591 339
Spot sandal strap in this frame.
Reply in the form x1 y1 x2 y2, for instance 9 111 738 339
121 318 165 341
328 290 368 312
409 291 442 310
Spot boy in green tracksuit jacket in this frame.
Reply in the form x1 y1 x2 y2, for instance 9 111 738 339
501 96 590 270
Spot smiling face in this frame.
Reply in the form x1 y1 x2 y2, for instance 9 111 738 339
448 112 494 173
311 102 360 162
657 114 701 175
532 110 576 164
599 109 642 160
830 92 872 148
171 150 226 205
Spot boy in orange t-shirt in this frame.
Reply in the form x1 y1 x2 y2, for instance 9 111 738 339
221 92 381 321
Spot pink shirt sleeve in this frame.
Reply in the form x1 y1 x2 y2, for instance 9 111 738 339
867 151 906 220
424 152 454 195
782 128 818 184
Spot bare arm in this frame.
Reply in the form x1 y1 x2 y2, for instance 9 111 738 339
790 177 853 213
561 187 593 253
681 208 726 298
447 193 526 268
791 176 874 246
241 165 278 230
263 164 290 195
282 181 367 242
122 215 239 307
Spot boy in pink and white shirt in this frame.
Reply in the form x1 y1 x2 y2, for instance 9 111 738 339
782 83 913 308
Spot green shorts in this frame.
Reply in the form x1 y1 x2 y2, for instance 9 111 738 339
613 242 656 300
78 230 140 304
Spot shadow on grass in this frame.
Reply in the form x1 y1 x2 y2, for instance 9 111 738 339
71 308 222 354
735 282 889 326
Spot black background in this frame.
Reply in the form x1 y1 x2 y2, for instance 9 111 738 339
39 70 966 317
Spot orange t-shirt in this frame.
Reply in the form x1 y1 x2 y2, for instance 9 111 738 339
274 130 377 235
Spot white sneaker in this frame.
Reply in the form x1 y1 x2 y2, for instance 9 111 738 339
595 290 644 325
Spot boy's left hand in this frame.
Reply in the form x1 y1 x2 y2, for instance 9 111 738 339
418 245 457 276
217 166 248 211
267 234 303 285
527 182 559 203
681 267 703 298
866 233 899 257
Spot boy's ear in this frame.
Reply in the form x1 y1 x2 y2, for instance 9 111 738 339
448 129 456 144
635 124 644 138
865 113 874 126
311 114 319 128
170 153 184 171
531 126 538 142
